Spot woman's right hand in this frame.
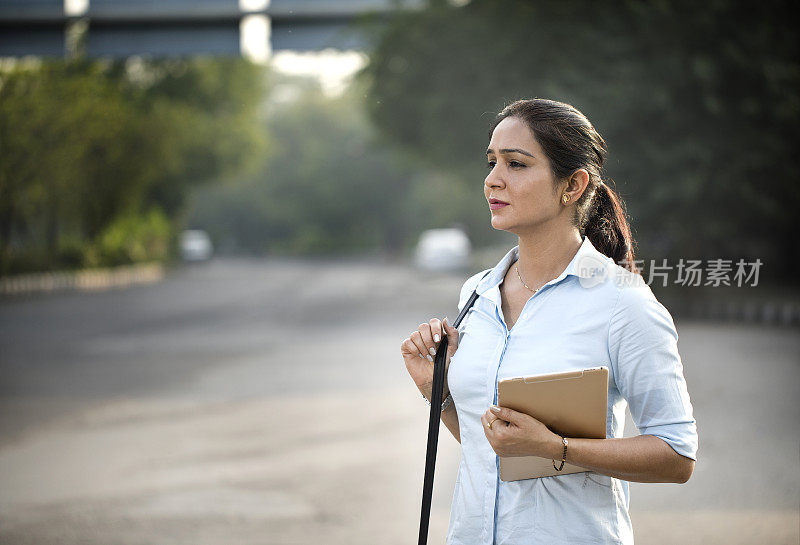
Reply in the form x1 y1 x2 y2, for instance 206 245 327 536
400 317 460 401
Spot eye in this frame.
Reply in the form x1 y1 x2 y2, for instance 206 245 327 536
486 159 525 170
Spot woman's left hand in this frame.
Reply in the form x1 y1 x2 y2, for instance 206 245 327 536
481 405 562 458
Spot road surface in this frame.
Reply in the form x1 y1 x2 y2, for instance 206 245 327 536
1 257 797 544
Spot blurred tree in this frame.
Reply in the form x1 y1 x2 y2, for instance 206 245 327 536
357 0 800 280
121 57 268 216
0 60 142 270
0 56 267 274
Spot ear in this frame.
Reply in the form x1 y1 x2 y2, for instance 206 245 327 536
564 169 590 201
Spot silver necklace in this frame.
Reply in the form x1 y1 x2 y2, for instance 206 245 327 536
515 261 541 293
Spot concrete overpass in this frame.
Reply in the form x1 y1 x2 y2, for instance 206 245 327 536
0 0 424 60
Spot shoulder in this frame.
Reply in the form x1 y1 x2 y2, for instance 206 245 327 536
457 268 492 311
607 265 678 341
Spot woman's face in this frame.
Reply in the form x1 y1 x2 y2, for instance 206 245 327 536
484 116 563 235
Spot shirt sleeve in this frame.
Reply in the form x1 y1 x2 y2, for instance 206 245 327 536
608 283 699 461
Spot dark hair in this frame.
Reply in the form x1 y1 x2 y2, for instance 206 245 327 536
488 98 639 274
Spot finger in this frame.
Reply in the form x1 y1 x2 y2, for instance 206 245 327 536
481 411 502 433
418 322 436 358
483 408 507 429
428 318 443 346
410 330 433 362
489 404 523 426
442 317 460 353
480 413 492 433
442 316 457 339
400 338 426 361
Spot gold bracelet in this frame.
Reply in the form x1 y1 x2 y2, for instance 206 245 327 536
553 436 568 471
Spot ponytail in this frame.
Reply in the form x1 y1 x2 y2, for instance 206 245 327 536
582 181 639 274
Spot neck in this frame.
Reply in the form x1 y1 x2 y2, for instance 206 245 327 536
515 227 583 288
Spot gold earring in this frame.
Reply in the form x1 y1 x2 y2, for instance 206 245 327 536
562 194 570 204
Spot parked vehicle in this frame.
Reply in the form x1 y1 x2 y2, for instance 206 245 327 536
414 228 471 271
180 229 213 262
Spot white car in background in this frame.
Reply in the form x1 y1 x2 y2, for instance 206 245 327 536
414 228 471 271
180 229 213 262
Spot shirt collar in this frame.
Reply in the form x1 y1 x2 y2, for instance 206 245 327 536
475 234 610 297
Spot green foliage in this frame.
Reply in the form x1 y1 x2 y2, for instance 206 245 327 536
357 0 800 279
125 57 270 214
0 56 267 275
0 59 141 272
88 207 172 267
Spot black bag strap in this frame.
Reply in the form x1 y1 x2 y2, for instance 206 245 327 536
418 269 491 545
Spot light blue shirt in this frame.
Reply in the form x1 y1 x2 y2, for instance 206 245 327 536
446 235 698 545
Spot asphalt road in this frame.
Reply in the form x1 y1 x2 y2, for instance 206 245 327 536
0 257 798 544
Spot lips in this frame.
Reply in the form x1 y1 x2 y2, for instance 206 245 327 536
489 198 510 210
489 198 509 205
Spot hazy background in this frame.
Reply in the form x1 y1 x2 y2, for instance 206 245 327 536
1 1 798 544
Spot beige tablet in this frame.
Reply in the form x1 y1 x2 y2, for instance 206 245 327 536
497 366 609 481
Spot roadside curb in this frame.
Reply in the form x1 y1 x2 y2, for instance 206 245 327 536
0 262 164 297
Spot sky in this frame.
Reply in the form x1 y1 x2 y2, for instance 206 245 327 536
269 49 369 97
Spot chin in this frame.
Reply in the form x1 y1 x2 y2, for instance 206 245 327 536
490 217 512 232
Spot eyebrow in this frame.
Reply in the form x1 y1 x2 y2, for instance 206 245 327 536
486 147 535 158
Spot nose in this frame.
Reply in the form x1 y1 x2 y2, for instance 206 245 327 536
485 164 504 190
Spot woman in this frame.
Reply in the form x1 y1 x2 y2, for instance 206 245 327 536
401 98 698 545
